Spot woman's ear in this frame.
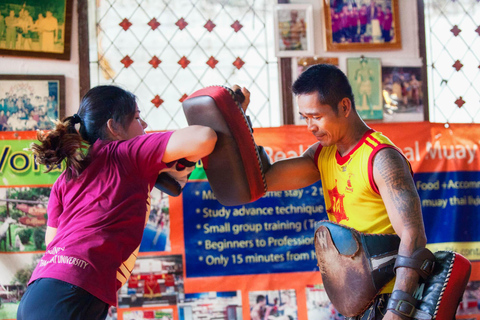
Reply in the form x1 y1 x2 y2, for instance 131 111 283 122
106 118 122 140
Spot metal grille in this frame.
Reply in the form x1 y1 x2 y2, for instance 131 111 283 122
89 0 280 130
424 0 480 123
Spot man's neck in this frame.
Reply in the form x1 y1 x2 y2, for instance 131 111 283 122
336 120 370 156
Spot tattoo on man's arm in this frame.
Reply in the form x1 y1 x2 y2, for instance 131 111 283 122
374 149 423 232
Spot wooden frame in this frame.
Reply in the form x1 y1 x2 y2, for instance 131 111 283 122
0 0 73 60
323 0 401 52
274 4 314 57
0 75 65 131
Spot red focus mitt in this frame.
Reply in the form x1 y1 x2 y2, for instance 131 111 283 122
182 86 270 206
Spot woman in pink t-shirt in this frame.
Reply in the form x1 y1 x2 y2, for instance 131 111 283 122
17 85 220 320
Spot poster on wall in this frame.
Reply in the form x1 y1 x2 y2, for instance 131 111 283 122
322 0 402 51
0 75 65 131
382 66 424 122
273 4 314 57
1 123 480 320
117 255 184 309
0 0 73 60
347 57 383 120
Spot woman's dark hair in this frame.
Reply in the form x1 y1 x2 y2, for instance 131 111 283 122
292 64 355 113
31 85 137 180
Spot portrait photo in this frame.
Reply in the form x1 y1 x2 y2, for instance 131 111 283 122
0 75 65 131
347 57 383 120
249 289 298 320
274 4 314 57
117 255 184 308
0 0 72 59
178 291 242 320
139 187 172 253
305 284 341 320
382 66 424 122
323 0 401 51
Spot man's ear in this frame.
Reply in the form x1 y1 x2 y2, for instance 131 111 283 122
339 98 352 117
106 118 122 140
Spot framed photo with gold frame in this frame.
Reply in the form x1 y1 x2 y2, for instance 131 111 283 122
0 75 65 131
323 0 401 52
274 4 314 57
0 0 73 60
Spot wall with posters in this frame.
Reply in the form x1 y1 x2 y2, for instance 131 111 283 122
0 122 479 320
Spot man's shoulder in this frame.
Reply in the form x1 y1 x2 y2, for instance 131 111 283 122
369 130 395 145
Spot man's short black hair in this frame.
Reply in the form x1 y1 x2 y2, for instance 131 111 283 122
292 64 355 113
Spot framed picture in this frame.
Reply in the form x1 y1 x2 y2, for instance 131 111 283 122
0 0 73 60
382 66 424 122
274 4 314 57
295 56 339 77
347 57 383 120
293 57 340 125
0 75 65 131
323 0 401 51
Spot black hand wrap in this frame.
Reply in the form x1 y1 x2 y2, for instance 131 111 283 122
155 158 196 197
175 158 196 171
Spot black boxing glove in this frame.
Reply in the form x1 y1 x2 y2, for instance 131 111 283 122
154 158 196 196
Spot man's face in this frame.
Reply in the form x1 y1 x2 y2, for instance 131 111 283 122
290 10 298 21
297 93 344 147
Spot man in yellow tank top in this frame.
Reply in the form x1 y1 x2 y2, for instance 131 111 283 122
261 64 428 320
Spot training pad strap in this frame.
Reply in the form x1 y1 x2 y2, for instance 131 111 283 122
394 247 435 280
387 290 432 320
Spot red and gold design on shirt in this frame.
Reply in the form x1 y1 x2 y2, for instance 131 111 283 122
314 129 411 234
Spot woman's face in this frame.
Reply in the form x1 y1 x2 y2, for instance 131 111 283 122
121 107 147 140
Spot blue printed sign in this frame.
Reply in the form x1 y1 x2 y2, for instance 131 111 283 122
183 181 327 277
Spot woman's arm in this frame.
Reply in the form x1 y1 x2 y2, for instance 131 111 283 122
162 125 217 163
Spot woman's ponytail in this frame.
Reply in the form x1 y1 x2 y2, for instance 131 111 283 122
30 114 88 180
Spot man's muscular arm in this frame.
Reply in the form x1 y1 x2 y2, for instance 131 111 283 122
265 143 320 192
373 147 427 319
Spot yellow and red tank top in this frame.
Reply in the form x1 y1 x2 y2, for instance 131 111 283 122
314 129 410 234
314 129 411 293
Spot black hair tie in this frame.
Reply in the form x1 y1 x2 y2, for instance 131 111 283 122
72 114 82 125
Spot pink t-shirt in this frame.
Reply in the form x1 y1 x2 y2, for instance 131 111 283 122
29 131 173 306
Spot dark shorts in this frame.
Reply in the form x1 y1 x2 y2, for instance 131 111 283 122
17 278 109 320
